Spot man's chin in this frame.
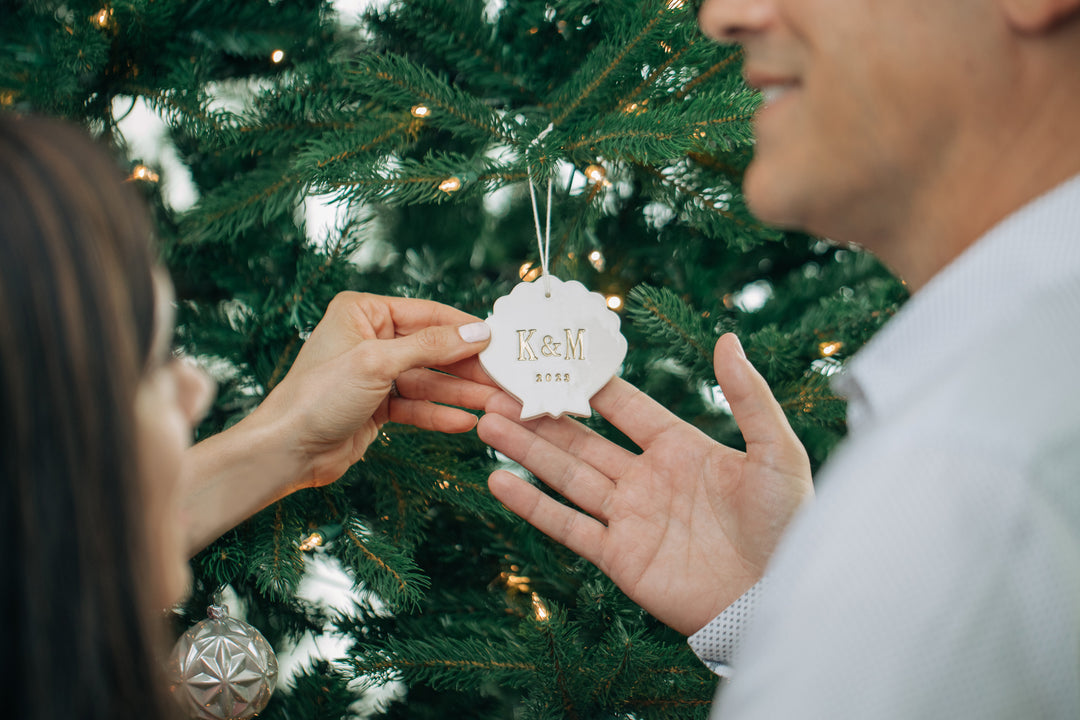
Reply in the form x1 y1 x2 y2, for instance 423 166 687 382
743 179 802 233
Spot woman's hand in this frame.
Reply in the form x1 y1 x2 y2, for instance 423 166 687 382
254 291 497 490
182 292 496 553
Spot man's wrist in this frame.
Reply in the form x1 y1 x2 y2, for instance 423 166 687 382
687 577 769 679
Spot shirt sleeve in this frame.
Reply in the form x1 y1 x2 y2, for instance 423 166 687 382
687 579 768 678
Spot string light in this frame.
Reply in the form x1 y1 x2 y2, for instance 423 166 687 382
659 40 673 53
94 7 113 28
127 164 159 183
667 0 686 9
505 574 531 593
299 523 343 551
299 532 325 552
588 250 605 271
606 295 623 311
531 593 550 622
270 49 285 64
519 262 541 282
410 104 430 118
819 341 844 357
584 164 606 183
438 177 462 193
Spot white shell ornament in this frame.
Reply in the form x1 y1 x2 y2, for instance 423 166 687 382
479 277 627 420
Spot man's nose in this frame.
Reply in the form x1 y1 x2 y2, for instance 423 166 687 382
698 0 774 43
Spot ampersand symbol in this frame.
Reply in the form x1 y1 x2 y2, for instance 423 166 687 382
539 335 562 357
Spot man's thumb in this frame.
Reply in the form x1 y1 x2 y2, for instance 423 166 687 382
713 333 798 453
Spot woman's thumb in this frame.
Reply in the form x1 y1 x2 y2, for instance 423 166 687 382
379 321 491 377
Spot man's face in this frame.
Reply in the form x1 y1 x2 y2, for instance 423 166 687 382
698 0 997 247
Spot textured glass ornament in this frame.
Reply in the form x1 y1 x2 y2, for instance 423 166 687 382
168 600 278 720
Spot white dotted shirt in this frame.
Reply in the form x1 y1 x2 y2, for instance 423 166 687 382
689 173 1080 718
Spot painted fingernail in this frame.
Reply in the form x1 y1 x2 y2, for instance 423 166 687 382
458 322 491 343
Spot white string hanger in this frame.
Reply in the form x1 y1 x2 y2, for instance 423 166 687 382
527 123 555 298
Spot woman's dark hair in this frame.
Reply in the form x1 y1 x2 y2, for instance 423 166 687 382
0 114 179 719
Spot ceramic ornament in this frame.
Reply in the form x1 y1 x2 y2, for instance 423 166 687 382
479 276 627 420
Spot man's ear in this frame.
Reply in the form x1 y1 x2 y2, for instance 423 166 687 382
1000 0 1080 33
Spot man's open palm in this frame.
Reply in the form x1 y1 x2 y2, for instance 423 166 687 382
477 334 812 635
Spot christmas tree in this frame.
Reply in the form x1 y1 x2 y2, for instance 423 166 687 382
1 0 904 717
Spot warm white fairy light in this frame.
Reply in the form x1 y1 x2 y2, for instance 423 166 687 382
299 532 324 552
411 104 430 118
585 164 606 183
588 250 605 271
531 593 550 621
439 177 462 193
270 49 285 64
519 262 541 282
606 295 623 311
128 164 159 183
94 7 112 28
667 0 686 9
819 341 844 357
505 573 531 593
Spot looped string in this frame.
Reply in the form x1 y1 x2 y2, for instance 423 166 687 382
527 123 555 298
208 586 229 620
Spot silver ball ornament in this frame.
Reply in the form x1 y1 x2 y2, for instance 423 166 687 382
169 602 278 720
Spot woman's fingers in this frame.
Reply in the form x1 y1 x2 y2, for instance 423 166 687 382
488 469 607 567
395 367 499 411
353 322 491 382
348 292 481 338
388 398 479 433
388 368 497 433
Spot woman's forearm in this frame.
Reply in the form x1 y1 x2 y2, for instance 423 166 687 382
180 407 306 556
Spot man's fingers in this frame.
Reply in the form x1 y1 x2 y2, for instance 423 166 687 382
488 469 607 567
589 378 684 449
713 333 803 462
483 391 635 478
477 412 615 521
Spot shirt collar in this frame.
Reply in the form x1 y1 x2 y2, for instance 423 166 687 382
835 172 1080 432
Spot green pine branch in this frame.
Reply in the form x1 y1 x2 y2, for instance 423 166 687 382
627 283 723 380
349 52 518 146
